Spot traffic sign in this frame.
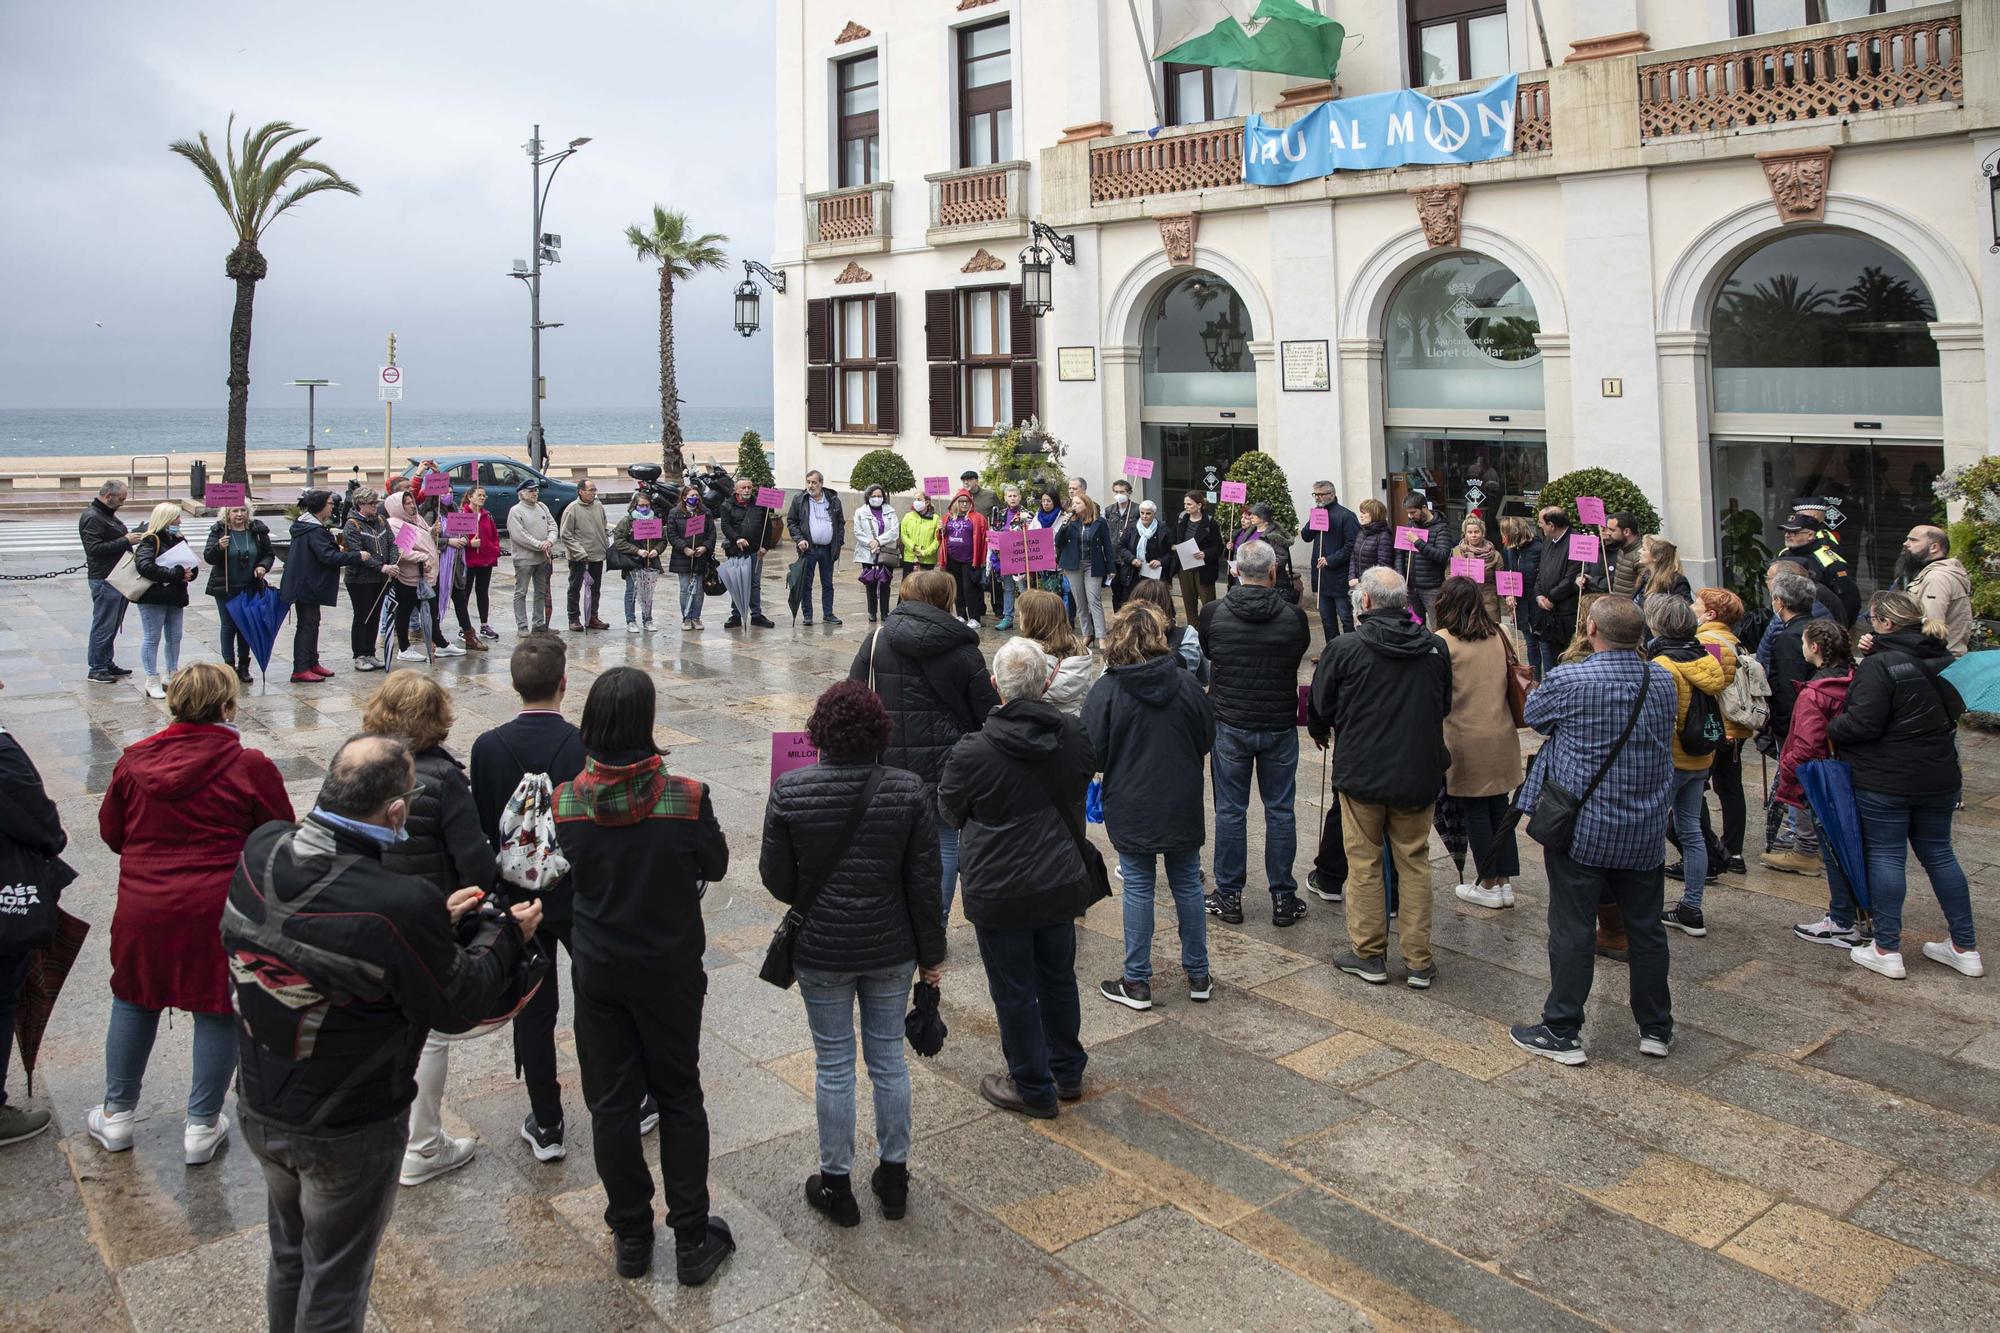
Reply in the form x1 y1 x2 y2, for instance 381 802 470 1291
378 364 403 402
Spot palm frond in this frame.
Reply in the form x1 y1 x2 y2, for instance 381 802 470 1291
261 174 362 235
167 131 234 218
624 223 657 261
627 205 730 278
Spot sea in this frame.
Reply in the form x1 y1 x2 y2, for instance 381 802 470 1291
0 405 775 461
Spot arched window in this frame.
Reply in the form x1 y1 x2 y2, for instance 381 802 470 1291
1143 270 1256 408
1710 231 1939 416
1386 253 1543 411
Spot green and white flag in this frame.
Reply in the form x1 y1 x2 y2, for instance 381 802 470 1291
1155 0 1345 82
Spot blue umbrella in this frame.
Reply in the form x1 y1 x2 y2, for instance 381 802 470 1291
1942 650 2000 715
225 587 290 675
1797 758 1869 910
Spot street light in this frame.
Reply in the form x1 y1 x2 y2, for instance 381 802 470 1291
1984 147 2000 253
733 259 787 337
509 124 589 470
288 379 337 490
1017 220 1076 318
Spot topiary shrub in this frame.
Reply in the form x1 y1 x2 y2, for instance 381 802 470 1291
735 429 775 488
848 447 915 496
1537 467 1660 536
1216 450 1296 536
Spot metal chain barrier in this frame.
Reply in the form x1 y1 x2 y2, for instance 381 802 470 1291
0 563 87 581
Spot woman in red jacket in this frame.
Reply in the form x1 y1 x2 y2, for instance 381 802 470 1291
89 663 293 1166
1777 619 1866 949
942 491 989 628
460 486 503 639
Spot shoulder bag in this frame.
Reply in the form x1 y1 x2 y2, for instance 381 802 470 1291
759 765 884 990
1525 661 1651 854
1009 754 1112 916
1500 632 1535 728
107 538 155 602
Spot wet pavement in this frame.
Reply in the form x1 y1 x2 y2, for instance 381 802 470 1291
2 560 1997 1331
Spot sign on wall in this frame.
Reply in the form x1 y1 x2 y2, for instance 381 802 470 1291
1279 340 1330 392
1057 347 1097 382
1244 75 1519 186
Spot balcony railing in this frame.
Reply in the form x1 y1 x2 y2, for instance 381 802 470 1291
1638 6 1961 140
925 161 1029 240
804 182 892 257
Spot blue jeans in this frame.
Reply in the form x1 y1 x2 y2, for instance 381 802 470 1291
1316 582 1354 642
1527 633 1560 679
938 821 960 926
796 963 915 1176
88 577 129 671
104 997 236 1124
995 575 1017 622
1671 767 1711 909
1118 849 1208 984
137 603 184 678
1211 724 1299 898
679 572 705 620
1854 788 1975 955
800 544 837 618
972 923 1085 1108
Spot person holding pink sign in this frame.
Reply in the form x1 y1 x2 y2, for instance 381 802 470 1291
389 491 462 662
667 488 714 630
719 478 780 629
1394 492 1453 622
1450 515 1504 625
612 493 666 631
202 503 275 681
458 489 502 640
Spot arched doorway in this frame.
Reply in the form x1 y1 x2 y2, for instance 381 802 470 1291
1707 230 1942 594
1383 251 1549 530
1139 269 1258 503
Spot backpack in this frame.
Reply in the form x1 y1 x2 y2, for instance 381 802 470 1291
496 772 569 892
1717 642 1772 732
1680 683 1727 757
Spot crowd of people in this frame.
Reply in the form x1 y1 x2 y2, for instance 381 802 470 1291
0 469 1983 1326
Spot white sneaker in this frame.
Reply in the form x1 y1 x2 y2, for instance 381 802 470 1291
400 1134 478 1186
1921 941 1986 978
642 621 654 632
626 622 640 634
86 1106 136 1152
184 1113 229 1165
436 643 466 657
1454 883 1507 910
396 647 427 662
1500 883 1516 907
143 677 166 700
1850 943 1907 979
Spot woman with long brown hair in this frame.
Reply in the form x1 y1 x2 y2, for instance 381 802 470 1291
1014 588 1098 717
1431 578 1522 910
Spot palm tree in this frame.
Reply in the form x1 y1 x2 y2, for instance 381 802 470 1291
623 206 729 480
169 116 359 484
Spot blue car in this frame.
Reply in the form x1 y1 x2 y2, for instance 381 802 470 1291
398 455 578 530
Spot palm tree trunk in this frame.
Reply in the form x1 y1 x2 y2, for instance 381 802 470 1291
659 266 685 481
223 242 267 485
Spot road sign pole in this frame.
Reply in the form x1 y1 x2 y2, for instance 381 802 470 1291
383 333 397 487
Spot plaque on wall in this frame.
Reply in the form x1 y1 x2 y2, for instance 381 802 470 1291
1280 340 1330 392
1056 347 1097 382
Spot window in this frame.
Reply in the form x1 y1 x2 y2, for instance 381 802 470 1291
805 296 899 434
926 285 1037 437
838 298 876 429
1408 1 1508 86
447 462 476 486
483 462 521 486
957 19 1012 168
962 288 1012 433
1142 270 1256 409
1163 62 1238 125
1736 1 1887 35
837 54 879 187
1385 253 1545 412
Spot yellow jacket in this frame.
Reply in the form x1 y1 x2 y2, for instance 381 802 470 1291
1695 621 1754 741
1652 642 1733 770
899 509 941 567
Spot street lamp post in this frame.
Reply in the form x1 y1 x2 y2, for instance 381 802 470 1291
289 379 335 490
733 260 787 337
1017 220 1076 319
511 125 590 470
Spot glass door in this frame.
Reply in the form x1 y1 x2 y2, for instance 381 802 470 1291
1385 428 1548 532
1145 424 1259 507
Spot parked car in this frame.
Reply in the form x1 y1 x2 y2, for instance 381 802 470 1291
397 455 578 530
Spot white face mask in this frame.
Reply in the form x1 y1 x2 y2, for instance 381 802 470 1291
915 501 929 514
868 496 883 509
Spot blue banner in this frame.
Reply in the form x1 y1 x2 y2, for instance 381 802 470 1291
1244 74 1519 185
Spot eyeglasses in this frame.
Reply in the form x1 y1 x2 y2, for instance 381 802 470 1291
394 781 427 806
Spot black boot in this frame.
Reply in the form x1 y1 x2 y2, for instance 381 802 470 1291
674 1217 735 1287
805 1172 860 1227
870 1160 909 1221
613 1230 653 1279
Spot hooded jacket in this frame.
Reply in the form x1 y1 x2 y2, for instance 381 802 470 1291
387 513 439 588
1082 652 1215 854
0 726 69 947
553 753 728 971
1826 628 1961 796
1906 556 1973 658
99 722 294 1013
849 603 1000 787
1041 650 1100 718
1696 620 1756 741
458 504 501 569
759 761 946 974
1199 584 1311 732
937 698 1097 930
899 506 942 567
1775 667 1851 808
1649 636 1732 770
381 745 496 898
1308 608 1453 807
281 516 369 606
341 510 395 585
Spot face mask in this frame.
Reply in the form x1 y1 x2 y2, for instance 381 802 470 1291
167 524 182 536
915 502 929 514
635 504 651 516
869 497 883 509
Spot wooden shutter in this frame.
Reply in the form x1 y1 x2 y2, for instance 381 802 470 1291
1010 362 1039 425
876 366 900 434
1008 284 1037 359
805 365 834 433
806 298 832 365
928 363 960 438
873 293 898 364
1008 284 1038 424
924 289 959 362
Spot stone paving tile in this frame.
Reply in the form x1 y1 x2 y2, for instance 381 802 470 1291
918 1111 1132 1217
1276 1032 1418 1089
1719 1202 1930 1314
1845 1168 2000 1272
1956 1027 2000 1071
62 1118 271 1270
710 1267 899 1331
1804 1031 2000 1121
1868 1261 2000 1333
116 1224 390 1332
1152 976 1340 1060
1081 1021 1362 1152
1057 1206 1372 1332
1038 1091 1306 1228
0 1135 130 1333
997 1290 1154 1332
1580 1151 1773 1248
1255 965 1527 1080
702 963 819 1064
1708 959 1987 1055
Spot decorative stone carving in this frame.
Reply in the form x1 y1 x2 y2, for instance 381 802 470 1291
1757 147 1833 224
957 0 1001 8
1058 121 1114 144
1409 185 1465 249
960 248 1007 273
833 261 874 284
834 21 870 44
1564 31 1650 62
1158 213 1197 267
1275 82 1336 109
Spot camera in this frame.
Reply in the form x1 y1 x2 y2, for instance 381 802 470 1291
626 462 735 515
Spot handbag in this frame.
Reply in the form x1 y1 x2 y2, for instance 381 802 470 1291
1500 632 1535 728
1525 660 1652 853
1011 756 1112 916
760 765 884 989
106 542 155 602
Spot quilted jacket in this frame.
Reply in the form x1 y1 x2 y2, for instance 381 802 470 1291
381 745 497 898
849 602 1000 788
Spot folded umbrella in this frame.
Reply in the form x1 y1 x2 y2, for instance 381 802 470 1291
1432 789 1468 881
905 980 947 1057
1797 758 1870 910
14 908 89 1096
1942 650 2000 715
785 555 809 621
225 586 291 675
717 555 757 623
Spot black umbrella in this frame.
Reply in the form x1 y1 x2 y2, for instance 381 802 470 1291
905 980 947 1057
15 907 88 1096
785 554 811 622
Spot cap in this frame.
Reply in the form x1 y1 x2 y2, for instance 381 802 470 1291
1778 514 1811 533
1789 496 1830 512
960 469 980 481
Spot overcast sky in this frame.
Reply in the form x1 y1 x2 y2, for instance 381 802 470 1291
0 0 776 412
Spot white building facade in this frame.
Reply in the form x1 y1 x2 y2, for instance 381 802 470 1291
773 0 1999 589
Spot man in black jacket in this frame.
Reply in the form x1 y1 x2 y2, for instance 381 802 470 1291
1779 513 1860 624
0 687 65 1147
938 638 1096 1120
225 735 537 1333
784 471 845 626
1199 539 1312 928
1308 479 1360 644
469 633 588 1161
79 479 146 683
719 477 779 628
1397 491 1453 620
1531 506 1599 660
1307 567 1453 988
1173 490 1225 626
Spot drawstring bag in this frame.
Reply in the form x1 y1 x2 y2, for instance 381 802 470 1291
497 772 569 892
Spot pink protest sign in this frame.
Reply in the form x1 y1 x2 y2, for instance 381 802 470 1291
1122 456 1155 479
204 482 246 508
1705 643 1726 664
684 513 706 537
1495 570 1525 598
1308 507 1330 532
991 530 1027 576
393 522 420 553
770 731 818 786
420 472 452 497
443 512 478 537
755 486 786 510
1568 533 1602 564
1296 684 1311 727
923 476 952 497
631 517 663 541
1218 481 1248 504
1393 525 1425 552
1449 556 1487 582
1576 495 1607 527
1024 528 1056 572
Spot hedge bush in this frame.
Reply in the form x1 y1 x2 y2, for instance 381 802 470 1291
1938 459 2000 624
1536 467 1660 536
735 430 775 488
1216 450 1297 535
849 448 915 496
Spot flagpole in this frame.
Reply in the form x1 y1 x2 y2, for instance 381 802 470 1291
1125 0 1165 124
